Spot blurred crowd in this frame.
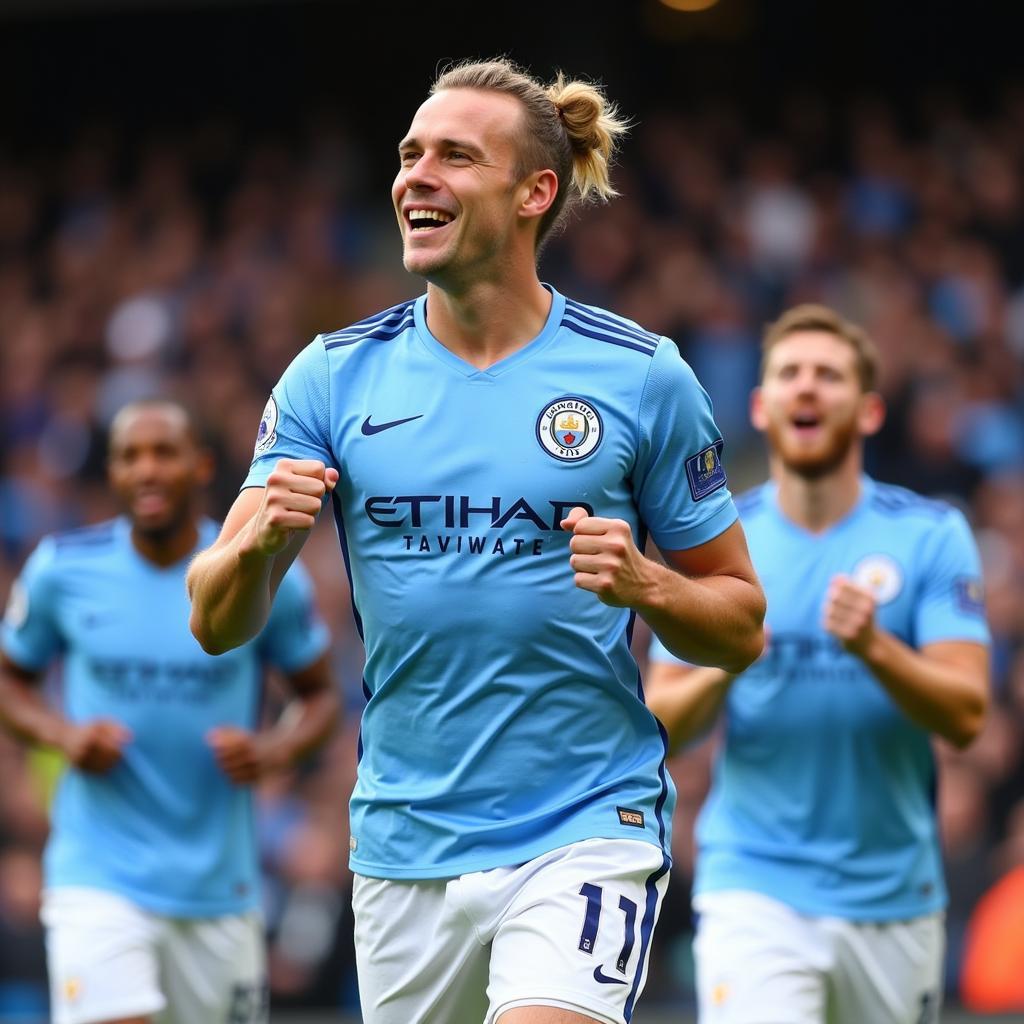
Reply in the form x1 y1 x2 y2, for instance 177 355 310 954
1 82 1023 1017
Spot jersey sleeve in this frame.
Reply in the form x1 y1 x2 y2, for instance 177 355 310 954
242 338 338 490
913 508 990 647
633 339 738 550
257 558 331 672
1 537 64 671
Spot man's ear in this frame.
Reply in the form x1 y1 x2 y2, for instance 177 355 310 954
518 168 559 223
750 386 768 432
858 391 886 437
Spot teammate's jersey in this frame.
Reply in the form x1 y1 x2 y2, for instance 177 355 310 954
1 517 328 917
649 478 990 920
245 286 737 879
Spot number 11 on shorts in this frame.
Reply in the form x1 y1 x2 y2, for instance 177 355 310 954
578 883 638 975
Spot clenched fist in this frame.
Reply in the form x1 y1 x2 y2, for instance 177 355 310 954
252 459 339 556
206 726 281 785
823 574 877 657
61 719 132 774
561 506 650 608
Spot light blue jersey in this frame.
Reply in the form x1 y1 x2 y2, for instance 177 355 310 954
650 478 989 920
1 517 328 917
244 286 737 879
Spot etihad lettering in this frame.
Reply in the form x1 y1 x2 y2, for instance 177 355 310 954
366 495 593 531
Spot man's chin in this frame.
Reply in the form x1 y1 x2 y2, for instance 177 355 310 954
129 513 179 539
779 448 850 480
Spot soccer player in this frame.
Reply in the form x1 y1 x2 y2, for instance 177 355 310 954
646 304 991 1024
0 400 339 1024
187 59 765 1024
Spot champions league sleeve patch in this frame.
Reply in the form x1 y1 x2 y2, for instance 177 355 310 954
254 395 279 456
3 579 28 630
685 440 726 501
954 576 985 616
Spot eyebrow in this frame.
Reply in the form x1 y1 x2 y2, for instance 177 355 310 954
398 136 486 158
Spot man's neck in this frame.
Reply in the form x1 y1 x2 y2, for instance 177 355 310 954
424 272 552 370
130 517 201 568
772 452 865 534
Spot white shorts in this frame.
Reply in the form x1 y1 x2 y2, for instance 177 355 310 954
693 890 944 1024
352 837 670 1024
42 887 267 1024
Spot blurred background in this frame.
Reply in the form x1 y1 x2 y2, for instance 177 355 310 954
0 0 1023 1020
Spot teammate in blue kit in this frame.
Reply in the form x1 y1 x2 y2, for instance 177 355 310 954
187 59 765 1024
646 304 991 1024
0 400 338 1024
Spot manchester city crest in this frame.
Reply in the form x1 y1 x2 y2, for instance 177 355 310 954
254 395 279 455
852 554 904 605
536 397 603 462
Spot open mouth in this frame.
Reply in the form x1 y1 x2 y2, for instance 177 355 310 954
406 208 454 233
790 412 822 435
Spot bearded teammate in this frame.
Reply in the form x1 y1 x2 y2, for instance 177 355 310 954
0 401 338 1024
647 305 990 1024
188 59 765 1024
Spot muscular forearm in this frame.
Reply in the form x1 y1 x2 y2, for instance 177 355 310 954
646 665 733 753
261 689 340 770
187 523 280 655
859 631 987 748
641 561 765 673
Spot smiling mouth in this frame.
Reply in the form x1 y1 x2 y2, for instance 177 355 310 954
406 209 454 232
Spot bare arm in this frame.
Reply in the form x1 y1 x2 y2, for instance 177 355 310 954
645 659 733 753
563 510 765 673
187 459 338 654
207 652 341 785
0 652 130 772
824 575 989 748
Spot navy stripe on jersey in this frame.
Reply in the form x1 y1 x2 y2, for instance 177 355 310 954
324 313 415 350
331 490 368 765
321 300 415 342
564 301 660 351
322 302 416 349
54 522 117 550
561 319 657 358
871 484 948 519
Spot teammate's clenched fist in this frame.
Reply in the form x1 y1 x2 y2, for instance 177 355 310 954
560 506 651 608
60 719 132 774
251 459 340 556
823 574 877 657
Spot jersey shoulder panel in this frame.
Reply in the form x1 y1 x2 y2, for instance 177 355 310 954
733 483 771 521
870 481 953 521
52 519 120 554
320 299 418 351
560 297 662 360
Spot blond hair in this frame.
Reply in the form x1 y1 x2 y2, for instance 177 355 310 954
431 58 629 245
761 304 880 392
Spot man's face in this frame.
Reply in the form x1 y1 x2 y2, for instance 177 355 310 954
108 406 211 537
752 331 880 478
392 88 529 285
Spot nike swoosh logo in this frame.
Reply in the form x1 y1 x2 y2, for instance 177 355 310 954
593 966 627 986
361 414 423 436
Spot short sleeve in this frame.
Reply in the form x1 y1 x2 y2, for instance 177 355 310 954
257 558 331 673
1 537 64 671
634 340 738 550
243 338 338 490
914 508 990 647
